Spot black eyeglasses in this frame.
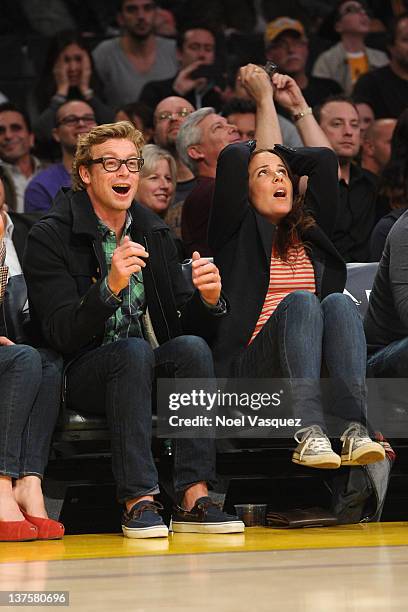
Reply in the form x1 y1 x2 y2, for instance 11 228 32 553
155 108 192 122
87 157 144 172
57 114 96 127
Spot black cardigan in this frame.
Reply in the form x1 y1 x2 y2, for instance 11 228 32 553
208 141 346 376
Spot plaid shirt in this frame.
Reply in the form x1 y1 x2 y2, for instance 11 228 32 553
98 213 145 344
0 238 8 306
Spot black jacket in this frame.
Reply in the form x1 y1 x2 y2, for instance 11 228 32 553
23 188 224 359
9 212 42 264
208 142 346 376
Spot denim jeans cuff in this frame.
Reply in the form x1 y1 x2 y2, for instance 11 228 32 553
119 485 160 505
174 478 216 505
0 469 20 480
19 471 43 480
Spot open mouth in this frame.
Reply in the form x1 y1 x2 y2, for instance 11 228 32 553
112 184 131 195
273 188 287 198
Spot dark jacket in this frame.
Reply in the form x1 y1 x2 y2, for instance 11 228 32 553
208 142 346 376
9 212 42 263
23 188 225 359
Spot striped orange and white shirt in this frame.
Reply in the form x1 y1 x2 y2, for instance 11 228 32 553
249 243 316 343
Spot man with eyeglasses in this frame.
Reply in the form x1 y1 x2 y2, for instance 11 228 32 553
140 26 223 112
312 0 388 94
264 17 342 120
24 120 244 538
153 96 197 205
25 100 97 213
93 0 178 109
0 103 45 213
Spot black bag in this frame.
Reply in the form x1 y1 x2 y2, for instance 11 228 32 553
1 274 30 343
329 438 394 524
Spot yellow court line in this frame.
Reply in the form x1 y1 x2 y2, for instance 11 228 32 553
1 522 408 564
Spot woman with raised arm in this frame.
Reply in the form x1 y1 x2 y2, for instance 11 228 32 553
208 66 385 469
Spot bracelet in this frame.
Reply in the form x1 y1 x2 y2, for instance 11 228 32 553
83 88 94 100
292 107 313 122
51 93 67 105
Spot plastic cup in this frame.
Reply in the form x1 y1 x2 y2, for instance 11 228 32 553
234 504 267 526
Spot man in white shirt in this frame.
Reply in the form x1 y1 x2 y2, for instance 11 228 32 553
92 0 178 108
0 168 40 277
0 103 44 213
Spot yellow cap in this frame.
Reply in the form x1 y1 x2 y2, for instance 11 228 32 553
264 17 305 47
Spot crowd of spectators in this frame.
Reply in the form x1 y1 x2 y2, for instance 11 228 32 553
1 0 408 540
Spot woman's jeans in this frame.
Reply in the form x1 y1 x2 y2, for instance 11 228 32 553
0 345 63 479
231 291 368 433
66 336 217 504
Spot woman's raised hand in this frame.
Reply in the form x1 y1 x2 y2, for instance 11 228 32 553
53 54 70 97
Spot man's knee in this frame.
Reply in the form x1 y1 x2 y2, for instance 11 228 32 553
172 335 212 361
109 337 155 371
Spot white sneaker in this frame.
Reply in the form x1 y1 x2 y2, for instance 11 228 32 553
340 422 386 466
292 425 341 469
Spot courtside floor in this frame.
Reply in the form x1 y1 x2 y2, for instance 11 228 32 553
1 523 408 610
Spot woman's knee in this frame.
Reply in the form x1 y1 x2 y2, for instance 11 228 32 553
321 293 359 319
11 345 42 378
284 290 320 309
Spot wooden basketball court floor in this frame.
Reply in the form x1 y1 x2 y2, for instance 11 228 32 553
1 523 408 611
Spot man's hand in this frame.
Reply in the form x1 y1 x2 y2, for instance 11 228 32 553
191 251 221 306
0 336 14 346
107 236 149 295
271 73 306 114
173 61 208 95
0 211 4 241
238 63 273 106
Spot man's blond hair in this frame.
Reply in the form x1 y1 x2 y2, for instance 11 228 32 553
72 121 145 191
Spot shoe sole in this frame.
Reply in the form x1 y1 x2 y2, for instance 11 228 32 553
122 525 169 539
341 445 386 466
292 453 341 469
170 521 245 534
0 537 37 542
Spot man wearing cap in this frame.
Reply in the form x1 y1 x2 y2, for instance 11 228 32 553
312 0 388 94
265 17 342 119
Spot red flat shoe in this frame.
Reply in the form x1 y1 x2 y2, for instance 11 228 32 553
21 512 64 540
0 519 38 542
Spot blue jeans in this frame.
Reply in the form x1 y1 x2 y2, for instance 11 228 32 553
367 337 408 377
66 336 217 504
0 346 62 479
231 291 367 431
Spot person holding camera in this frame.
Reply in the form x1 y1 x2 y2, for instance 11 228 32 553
140 26 224 112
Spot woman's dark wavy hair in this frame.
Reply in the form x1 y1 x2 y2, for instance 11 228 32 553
34 31 103 112
378 108 408 209
249 148 315 262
